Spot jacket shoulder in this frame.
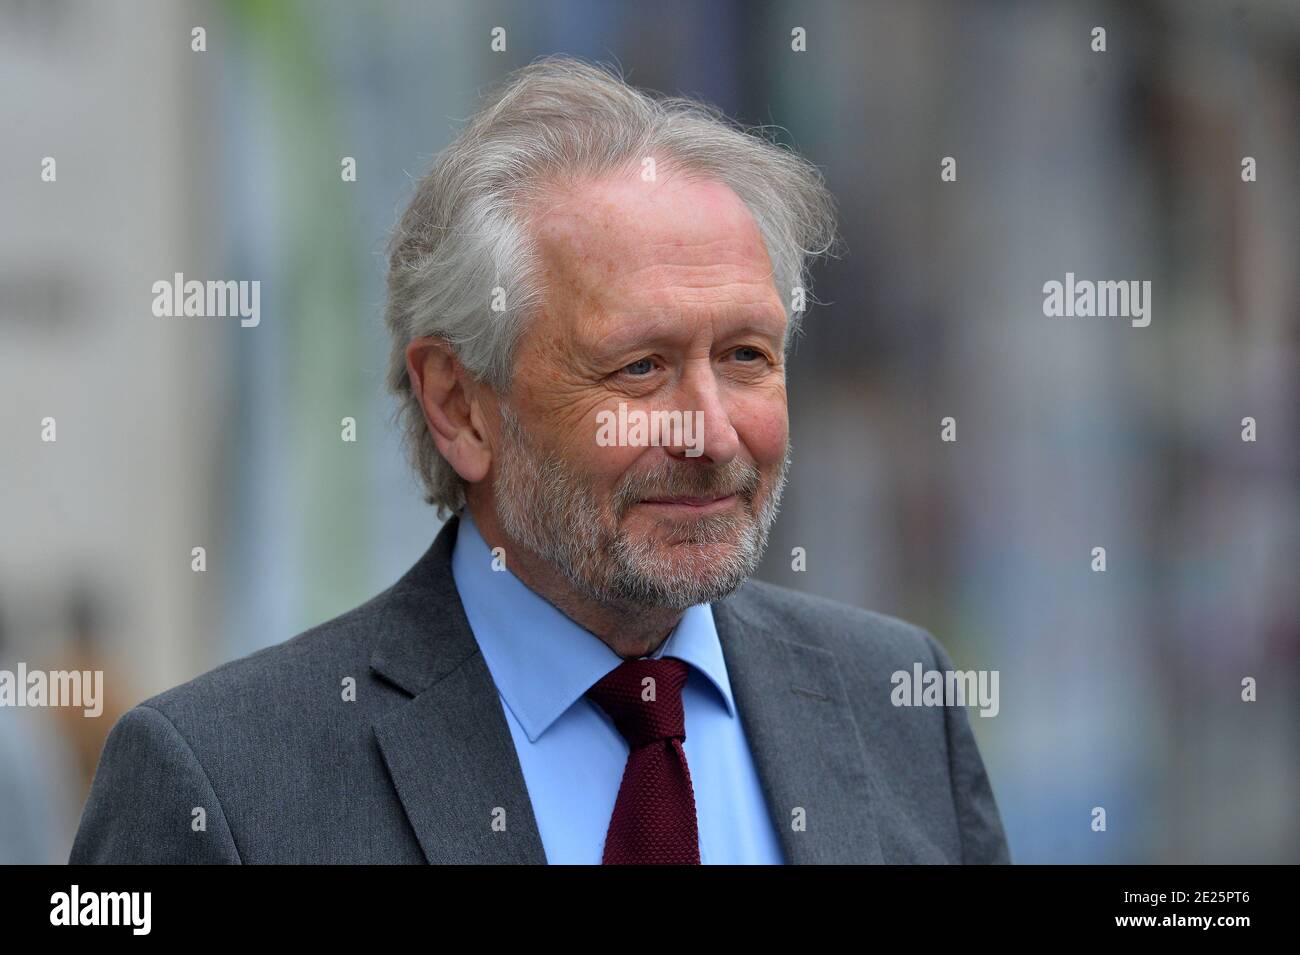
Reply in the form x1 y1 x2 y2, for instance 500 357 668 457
721 576 949 668
136 579 409 724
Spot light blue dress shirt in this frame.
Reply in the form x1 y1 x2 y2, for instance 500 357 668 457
450 511 786 864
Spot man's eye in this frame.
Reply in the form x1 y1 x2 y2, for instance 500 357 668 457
623 358 655 375
731 347 763 362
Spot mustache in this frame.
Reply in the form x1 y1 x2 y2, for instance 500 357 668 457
612 458 761 514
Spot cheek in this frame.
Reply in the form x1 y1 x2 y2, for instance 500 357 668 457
512 364 623 473
594 444 647 488
734 392 788 468
557 414 645 489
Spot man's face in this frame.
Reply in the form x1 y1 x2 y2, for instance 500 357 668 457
489 168 791 610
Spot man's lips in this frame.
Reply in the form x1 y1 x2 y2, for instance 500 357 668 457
636 493 738 513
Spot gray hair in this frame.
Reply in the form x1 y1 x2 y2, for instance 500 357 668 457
384 54 839 514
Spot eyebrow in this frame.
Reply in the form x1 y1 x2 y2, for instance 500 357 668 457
588 306 787 354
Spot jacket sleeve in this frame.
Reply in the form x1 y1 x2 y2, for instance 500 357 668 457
69 704 242 864
924 632 1012 864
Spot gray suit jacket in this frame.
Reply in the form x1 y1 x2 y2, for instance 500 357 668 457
70 515 1011 864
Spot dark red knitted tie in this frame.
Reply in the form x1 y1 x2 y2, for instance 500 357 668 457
586 657 700 864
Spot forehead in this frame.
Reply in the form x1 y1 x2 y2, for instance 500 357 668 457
526 170 783 323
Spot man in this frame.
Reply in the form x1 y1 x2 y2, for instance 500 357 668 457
71 56 1010 864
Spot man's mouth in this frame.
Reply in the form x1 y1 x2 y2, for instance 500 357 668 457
637 493 739 513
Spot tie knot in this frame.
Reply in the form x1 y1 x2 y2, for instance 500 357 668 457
586 657 689 749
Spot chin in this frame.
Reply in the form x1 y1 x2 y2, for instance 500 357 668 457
635 525 748 556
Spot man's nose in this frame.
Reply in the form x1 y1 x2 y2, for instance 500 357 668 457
664 368 739 465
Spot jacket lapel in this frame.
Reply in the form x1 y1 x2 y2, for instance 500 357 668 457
713 591 884 864
369 516 547 864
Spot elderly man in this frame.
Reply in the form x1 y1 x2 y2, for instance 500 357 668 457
71 57 1009 865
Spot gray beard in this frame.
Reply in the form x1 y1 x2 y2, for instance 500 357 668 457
493 403 789 611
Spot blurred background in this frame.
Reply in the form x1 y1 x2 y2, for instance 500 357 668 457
1 0 1296 864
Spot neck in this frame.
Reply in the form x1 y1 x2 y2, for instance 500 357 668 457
465 501 683 659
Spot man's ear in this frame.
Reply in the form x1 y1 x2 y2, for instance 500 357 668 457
405 338 493 484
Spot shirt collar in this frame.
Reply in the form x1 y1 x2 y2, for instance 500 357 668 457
449 511 737 743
